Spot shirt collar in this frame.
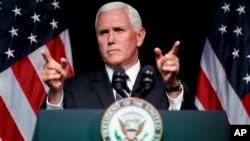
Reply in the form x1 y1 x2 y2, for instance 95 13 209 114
105 60 141 84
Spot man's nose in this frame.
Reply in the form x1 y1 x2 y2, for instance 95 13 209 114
107 32 115 43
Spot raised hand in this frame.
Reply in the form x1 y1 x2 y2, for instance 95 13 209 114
154 40 180 87
41 49 69 103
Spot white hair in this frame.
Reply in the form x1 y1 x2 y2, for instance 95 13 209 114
95 1 142 31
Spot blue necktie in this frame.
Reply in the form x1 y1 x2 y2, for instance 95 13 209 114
115 89 130 101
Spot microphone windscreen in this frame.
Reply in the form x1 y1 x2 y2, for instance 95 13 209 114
112 67 126 91
113 67 125 76
141 65 156 91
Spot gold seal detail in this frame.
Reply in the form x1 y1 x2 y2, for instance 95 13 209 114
101 97 163 141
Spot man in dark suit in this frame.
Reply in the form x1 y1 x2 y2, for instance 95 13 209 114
41 1 197 110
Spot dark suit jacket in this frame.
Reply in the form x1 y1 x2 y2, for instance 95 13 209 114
61 66 197 110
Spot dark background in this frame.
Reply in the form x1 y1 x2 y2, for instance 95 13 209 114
60 0 219 98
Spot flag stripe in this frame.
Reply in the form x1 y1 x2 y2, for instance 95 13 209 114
11 56 46 114
241 92 250 116
195 67 223 110
0 97 23 141
0 69 37 141
196 38 250 124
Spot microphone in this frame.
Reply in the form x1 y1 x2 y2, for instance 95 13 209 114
135 65 156 98
112 67 130 98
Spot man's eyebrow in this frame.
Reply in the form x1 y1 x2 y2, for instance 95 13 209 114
113 27 124 30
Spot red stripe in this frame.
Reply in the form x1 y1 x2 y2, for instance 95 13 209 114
11 57 46 115
0 97 24 141
196 67 223 110
46 36 74 78
241 92 250 117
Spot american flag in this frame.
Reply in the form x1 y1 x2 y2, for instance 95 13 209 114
0 0 74 140
195 0 250 124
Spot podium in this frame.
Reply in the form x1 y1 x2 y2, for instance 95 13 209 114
32 110 229 141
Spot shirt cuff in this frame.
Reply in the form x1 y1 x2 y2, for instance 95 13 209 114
46 93 64 110
166 84 184 110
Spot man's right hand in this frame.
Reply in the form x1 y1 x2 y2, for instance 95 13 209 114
41 49 69 104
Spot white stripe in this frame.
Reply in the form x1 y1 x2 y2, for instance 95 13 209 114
60 29 74 72
0 68 37 141
29 45 49 93
194 96 205 110
200 38 250 124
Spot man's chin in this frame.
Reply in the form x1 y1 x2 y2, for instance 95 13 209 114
106 61 122 68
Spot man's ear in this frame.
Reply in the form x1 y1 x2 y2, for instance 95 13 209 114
136 27 146 47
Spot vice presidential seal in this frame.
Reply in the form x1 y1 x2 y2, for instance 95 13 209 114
100 97 163 141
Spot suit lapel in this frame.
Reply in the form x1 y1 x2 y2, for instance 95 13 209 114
131 66 143 97
93 69 115 108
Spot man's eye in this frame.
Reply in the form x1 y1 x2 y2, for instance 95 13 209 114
116 30 124 33
99 31 108 35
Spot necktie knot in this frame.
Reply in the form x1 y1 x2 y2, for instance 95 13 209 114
125 74 129 80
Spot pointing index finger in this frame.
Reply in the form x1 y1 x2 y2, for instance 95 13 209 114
41 49 53 63
168 40 180 55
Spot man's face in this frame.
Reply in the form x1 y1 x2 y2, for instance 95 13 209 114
96 8 144 69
